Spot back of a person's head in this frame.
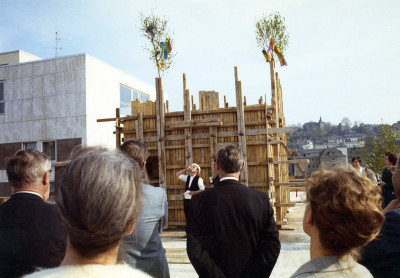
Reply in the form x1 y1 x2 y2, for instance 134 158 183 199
217 144 243 173
306 167 384 257
56 147 142 258
120 139 148 165
6 149 51 188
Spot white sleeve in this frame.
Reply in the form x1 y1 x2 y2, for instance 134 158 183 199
179 174 188 182
198 177 205 190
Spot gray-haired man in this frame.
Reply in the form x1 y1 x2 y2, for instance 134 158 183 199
0 150 66 278
187 144 281 278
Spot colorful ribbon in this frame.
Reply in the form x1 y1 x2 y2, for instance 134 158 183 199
267 38 274 53
262 49 271 63
146 24 158 41
160 39 172 60
273 45 287 66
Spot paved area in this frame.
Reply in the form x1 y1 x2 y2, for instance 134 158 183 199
161 193 310 277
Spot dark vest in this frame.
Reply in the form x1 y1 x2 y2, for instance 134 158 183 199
186 175 200 191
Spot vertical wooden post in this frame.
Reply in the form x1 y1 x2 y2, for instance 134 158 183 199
115 108 121 148
270 59 282 224
234 67 248 186
136 112 144 143
265 94 270 192
224 96 228 108
156 77 166 189
191 95 195 111
184 89 193 167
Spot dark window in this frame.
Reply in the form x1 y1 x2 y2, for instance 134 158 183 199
42 141 56 160
0 82 4 114
23 142 36 150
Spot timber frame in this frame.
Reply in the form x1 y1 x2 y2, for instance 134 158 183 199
98 61 308 228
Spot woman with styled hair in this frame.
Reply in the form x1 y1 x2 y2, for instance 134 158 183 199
25 147 150 277
379 151 398 208
291 168 384 277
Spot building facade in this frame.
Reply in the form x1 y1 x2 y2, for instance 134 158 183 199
289 147 347 177
0 50 155 197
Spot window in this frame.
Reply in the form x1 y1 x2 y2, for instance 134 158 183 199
0 81 4 114
23 142 36 150
42 141 56 161
120 84 151 115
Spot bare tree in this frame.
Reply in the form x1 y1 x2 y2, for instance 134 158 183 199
140 11 176 77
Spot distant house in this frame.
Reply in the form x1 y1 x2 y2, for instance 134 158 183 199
289 148 347 177
303 116 325 132
0 50 156 197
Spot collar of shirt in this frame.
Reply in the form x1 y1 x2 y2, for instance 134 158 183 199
220 177 239 182
14 191 43 199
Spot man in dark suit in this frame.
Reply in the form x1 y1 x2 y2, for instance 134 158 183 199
0 149 66 278
360 156 400 277
187 144 280 278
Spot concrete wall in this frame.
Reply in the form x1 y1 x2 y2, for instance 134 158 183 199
85 55 156 149
0 54 87 144
0 50 41 65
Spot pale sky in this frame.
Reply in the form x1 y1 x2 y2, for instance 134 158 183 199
1 0 399 125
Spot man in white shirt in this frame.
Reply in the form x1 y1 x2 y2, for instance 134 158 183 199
176 163 204 232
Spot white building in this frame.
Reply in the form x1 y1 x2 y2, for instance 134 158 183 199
0 50 155 196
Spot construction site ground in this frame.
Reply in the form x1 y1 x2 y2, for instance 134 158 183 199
161 193 310 278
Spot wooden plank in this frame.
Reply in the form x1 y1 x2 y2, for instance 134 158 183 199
115 108 121 148
271 159 309 165
136 112 144 142
156 78 166 189
184 88 193 166
275 182 307 186
281 142 309 181
268 127 295 133
274 202 296 207
234 67 248 186
166 119 222 129
168 195 184 201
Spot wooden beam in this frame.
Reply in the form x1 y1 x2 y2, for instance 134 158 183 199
184 88 193 166
136 113 144 142
166 119 222 129
274 202 296 208
234 67 248 186
275 182 307 186
271 159 309 165
156 77 166 189
115 108 121 148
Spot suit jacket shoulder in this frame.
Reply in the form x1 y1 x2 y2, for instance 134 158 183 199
0 193 66 277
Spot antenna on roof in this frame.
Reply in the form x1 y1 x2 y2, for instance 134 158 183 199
54 31 70 58
55 32 62 57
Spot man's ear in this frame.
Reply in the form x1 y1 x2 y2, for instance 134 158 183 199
125 220 136 235
141 161 146 172
42 171 50 186
305 206 313 225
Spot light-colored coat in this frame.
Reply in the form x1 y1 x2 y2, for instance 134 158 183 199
119 183 169 278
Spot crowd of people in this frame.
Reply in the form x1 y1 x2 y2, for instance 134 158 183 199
0 141 399 277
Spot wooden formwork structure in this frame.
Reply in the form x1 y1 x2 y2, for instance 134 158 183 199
98 61 308 228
